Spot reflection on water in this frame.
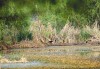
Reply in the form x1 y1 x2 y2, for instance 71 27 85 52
1 46 100 68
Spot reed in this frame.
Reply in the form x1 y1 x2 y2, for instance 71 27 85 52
28 20 100 47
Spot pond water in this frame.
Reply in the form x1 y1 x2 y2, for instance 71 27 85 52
0 46 100 69
1 61 42 68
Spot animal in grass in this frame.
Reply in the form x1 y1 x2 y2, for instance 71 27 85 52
86 36 100 45
49 40 53 44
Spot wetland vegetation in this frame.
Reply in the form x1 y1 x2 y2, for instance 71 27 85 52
1 46 100 69
0 0 100 69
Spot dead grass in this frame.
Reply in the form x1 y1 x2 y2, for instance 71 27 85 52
0 20 98 50
59 22 80 43
10 21 100 48
29 21 80 46
3 55 100 69
1 46 100 69
0 57 28 63
30 20 100 46
27 55 100 68
3 67 70 69
83 21 100 44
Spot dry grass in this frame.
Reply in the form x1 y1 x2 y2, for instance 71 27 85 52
29 21 80 46
29 20 100 46
30 20 57 46
3 67 71 69
59 22 80 43
1 46 100 69
1 20 100 50
0 57 28 63
2 55 100 69
27 55 100 68
83 21 100 44
5 67 100 69
10 21 100 48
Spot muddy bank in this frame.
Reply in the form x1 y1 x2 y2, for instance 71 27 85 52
0 40 46 50
1 39 100 50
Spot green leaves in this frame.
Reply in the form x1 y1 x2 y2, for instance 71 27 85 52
79 30 91 41
0 0 33 44
0 0 100 45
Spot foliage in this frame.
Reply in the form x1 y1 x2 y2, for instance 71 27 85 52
0 0 100 46
16 32 33 42
0 0 33 44
79 30 91 41
66 0 100 26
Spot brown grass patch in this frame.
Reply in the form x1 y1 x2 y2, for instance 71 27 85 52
0 57 28 63
27 55 100 68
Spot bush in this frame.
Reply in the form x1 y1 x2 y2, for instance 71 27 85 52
79 30 91 41
16 32 33 42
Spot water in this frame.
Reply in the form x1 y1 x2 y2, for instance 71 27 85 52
1 61 43 68
0 46 100 69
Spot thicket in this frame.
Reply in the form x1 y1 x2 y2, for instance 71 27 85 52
0 0 100 46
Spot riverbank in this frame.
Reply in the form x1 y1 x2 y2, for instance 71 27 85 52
1 40 100 51
1 22 100 51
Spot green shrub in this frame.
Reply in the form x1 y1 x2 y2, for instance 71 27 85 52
16 32 33 42
79 30 91 41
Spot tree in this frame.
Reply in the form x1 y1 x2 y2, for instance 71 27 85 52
66 0 100 26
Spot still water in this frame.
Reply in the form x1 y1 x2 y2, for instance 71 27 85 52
1 46 100 69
